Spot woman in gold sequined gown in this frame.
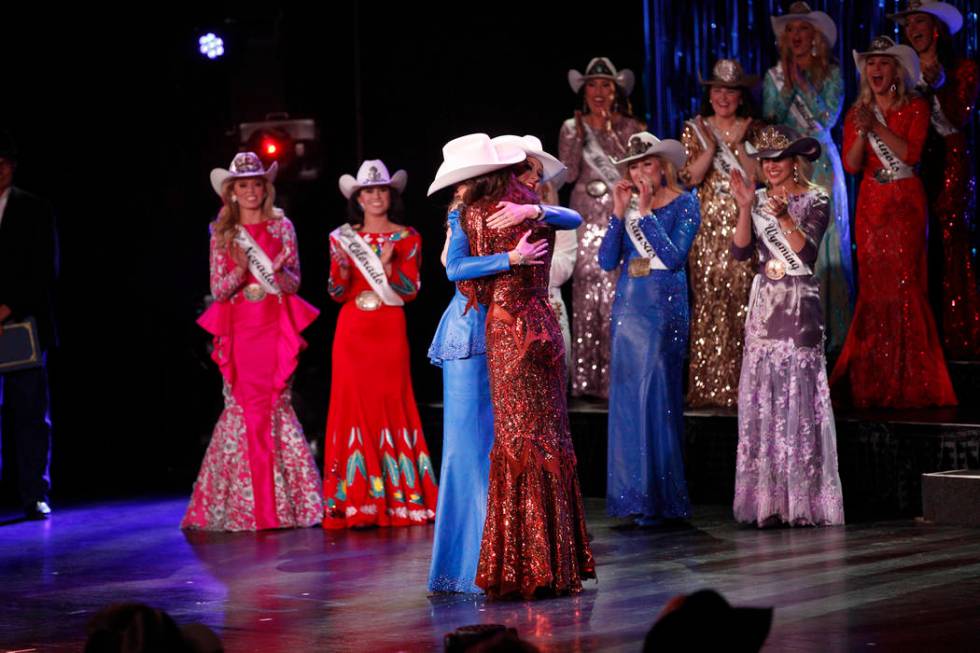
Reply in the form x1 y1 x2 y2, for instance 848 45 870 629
680 60 763 408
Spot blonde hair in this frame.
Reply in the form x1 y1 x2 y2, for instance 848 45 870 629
212 177 279 247
853 56 911 111
778 24 832 90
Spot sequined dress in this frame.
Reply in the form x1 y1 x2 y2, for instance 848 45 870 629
599 193 699 520
731 190 844 526
680 120 761 407
830 99 957 407
461 178 596 599
183 217 324 531
559 113 646 398
763 63 854 355
920 58 980 359
322 227 439 528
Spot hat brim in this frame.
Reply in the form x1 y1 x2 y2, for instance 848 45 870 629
611 140 687 170
771 11 838 48
853 45 920 90
210 161 279 196
568 69 635 95
747 136 822 162
698 73 760 89
888 3 963 34
427 156 526 196
523 149 566 183
339 169 408 199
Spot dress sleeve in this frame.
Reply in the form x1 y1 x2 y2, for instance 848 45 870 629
390 229 421 302
209 228 246 302
558 118 584 186
902 98 930 166
941 59 979 129
328 234 354 303
598 215 625 271
445 213 510 282
541 204 583 230
640 194 702 271
841 107 863 175
794 192 830 266
274 217 301 295
549 228 578 288
763 68 789 124
811 65 845 130
678 122 704 188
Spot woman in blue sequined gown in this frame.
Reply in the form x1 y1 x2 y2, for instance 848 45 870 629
599 132 699 525
426 134 581 592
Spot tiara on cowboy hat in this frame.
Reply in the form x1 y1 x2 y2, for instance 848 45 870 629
745 124 822 161
699 59 760 88
490 134 566 183
610 131 687 169
568 57 635 95
771 2 838 48
888 0 963 35
427 133 527 196
210 152 278 196
853 36 921 90
339 160 407 199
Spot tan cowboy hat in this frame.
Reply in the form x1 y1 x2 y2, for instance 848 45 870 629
338 160 407 199
771 1 838 48
853 36 921 90
427 133 527 196
568 57 635 95
611 131 687 169
699 59 760 89
889 0 963 35
490 134 566 183
209 152 278 196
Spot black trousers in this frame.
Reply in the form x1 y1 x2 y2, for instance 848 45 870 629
0 356 52 506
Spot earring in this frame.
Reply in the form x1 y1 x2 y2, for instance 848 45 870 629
889 82 898 94
231 196 238 203
793 165 800 184
811 40 817 57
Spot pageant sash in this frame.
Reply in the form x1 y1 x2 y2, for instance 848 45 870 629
331 223 405 307
233 226 281 295
868 106 916 183
768 64 821 135
581 122 624 191
624 205 667 274
751 189 811 278
687 119 747 179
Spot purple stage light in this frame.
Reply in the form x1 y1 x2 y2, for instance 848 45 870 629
198 33 225 60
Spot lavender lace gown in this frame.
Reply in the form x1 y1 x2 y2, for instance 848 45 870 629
731 189 844 527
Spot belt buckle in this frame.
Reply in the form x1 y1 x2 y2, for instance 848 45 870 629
586 180 609 198
355 290 382 311
764 259 786 281
873 168 893 184
628 257 651 278
243 283 267 302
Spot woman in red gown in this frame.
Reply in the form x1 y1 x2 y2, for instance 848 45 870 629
830 37 956 408
459 147 595 599
322 160 438 528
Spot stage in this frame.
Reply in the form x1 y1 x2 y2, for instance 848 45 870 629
3 497 980 652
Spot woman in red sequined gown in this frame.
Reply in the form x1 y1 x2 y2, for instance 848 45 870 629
891 4 980 358
830 37 956 407
460 165 595 599
322 160 438 529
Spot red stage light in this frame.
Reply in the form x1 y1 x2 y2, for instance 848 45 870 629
263 139 279 156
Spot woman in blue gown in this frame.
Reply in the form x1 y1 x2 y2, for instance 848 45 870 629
599 131 700 525
426 133 581 592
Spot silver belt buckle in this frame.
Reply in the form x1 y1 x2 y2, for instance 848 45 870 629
764 259 786 281
355 290 382 311
586 180 609 198
243 283 267 302
873 168 893 184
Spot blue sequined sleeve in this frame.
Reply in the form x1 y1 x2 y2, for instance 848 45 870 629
598 215 625 272
639 193 701 271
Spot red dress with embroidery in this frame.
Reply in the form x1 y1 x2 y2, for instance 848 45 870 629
830 98 957 407
921 59 980 359
322 226 438 528
461 179 595 599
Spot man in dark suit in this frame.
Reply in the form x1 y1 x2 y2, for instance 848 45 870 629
0 132 58 519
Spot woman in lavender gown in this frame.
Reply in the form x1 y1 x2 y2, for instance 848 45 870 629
729 125 844 527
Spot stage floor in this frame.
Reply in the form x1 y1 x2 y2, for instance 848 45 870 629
2 498 980 652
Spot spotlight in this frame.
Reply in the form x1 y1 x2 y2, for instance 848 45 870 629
198 33 225 60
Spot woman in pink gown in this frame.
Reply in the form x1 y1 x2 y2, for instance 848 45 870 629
182 152 323 531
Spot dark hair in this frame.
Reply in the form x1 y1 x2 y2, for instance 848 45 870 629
0 130 18 163
699 85 759 119
346 185 406 227
463 168 514 206
85 603 192 653
575 82 637 119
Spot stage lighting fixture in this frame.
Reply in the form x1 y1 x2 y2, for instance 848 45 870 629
198 33 225 60
239 115 320 181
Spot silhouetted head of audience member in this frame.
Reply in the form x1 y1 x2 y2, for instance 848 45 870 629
643 589 773 653
444 624 539 653
84 603 223 653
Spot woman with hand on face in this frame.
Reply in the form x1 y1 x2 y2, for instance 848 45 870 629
890 0 980 359
323 160 439 529
830 37 956 408
559 57 646 399
764 2 853 357
183 152 323 531
729 125 844 527
599 132 699 526
679 59 763 408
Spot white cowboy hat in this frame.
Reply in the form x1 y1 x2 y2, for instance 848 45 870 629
771 1 838 48
888 0 963 35
568 57 635 95
339 160 407 199
209 152 278 196
490 135 566 183
610 131 687 169
853 36 921 90
427 133 527 196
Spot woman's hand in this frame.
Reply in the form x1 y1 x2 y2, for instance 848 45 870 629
508 229 549 266
229 242 248 271
612 179 633 217
765 194 788 218
380 240 395 266
636 177 655 215
730 169 755 210
487 202 540 230
272 248 292 272
854 103 875 133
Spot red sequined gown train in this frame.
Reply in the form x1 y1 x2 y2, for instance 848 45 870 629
461 178 595 599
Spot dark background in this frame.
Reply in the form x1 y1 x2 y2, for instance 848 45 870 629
1 2 978 503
